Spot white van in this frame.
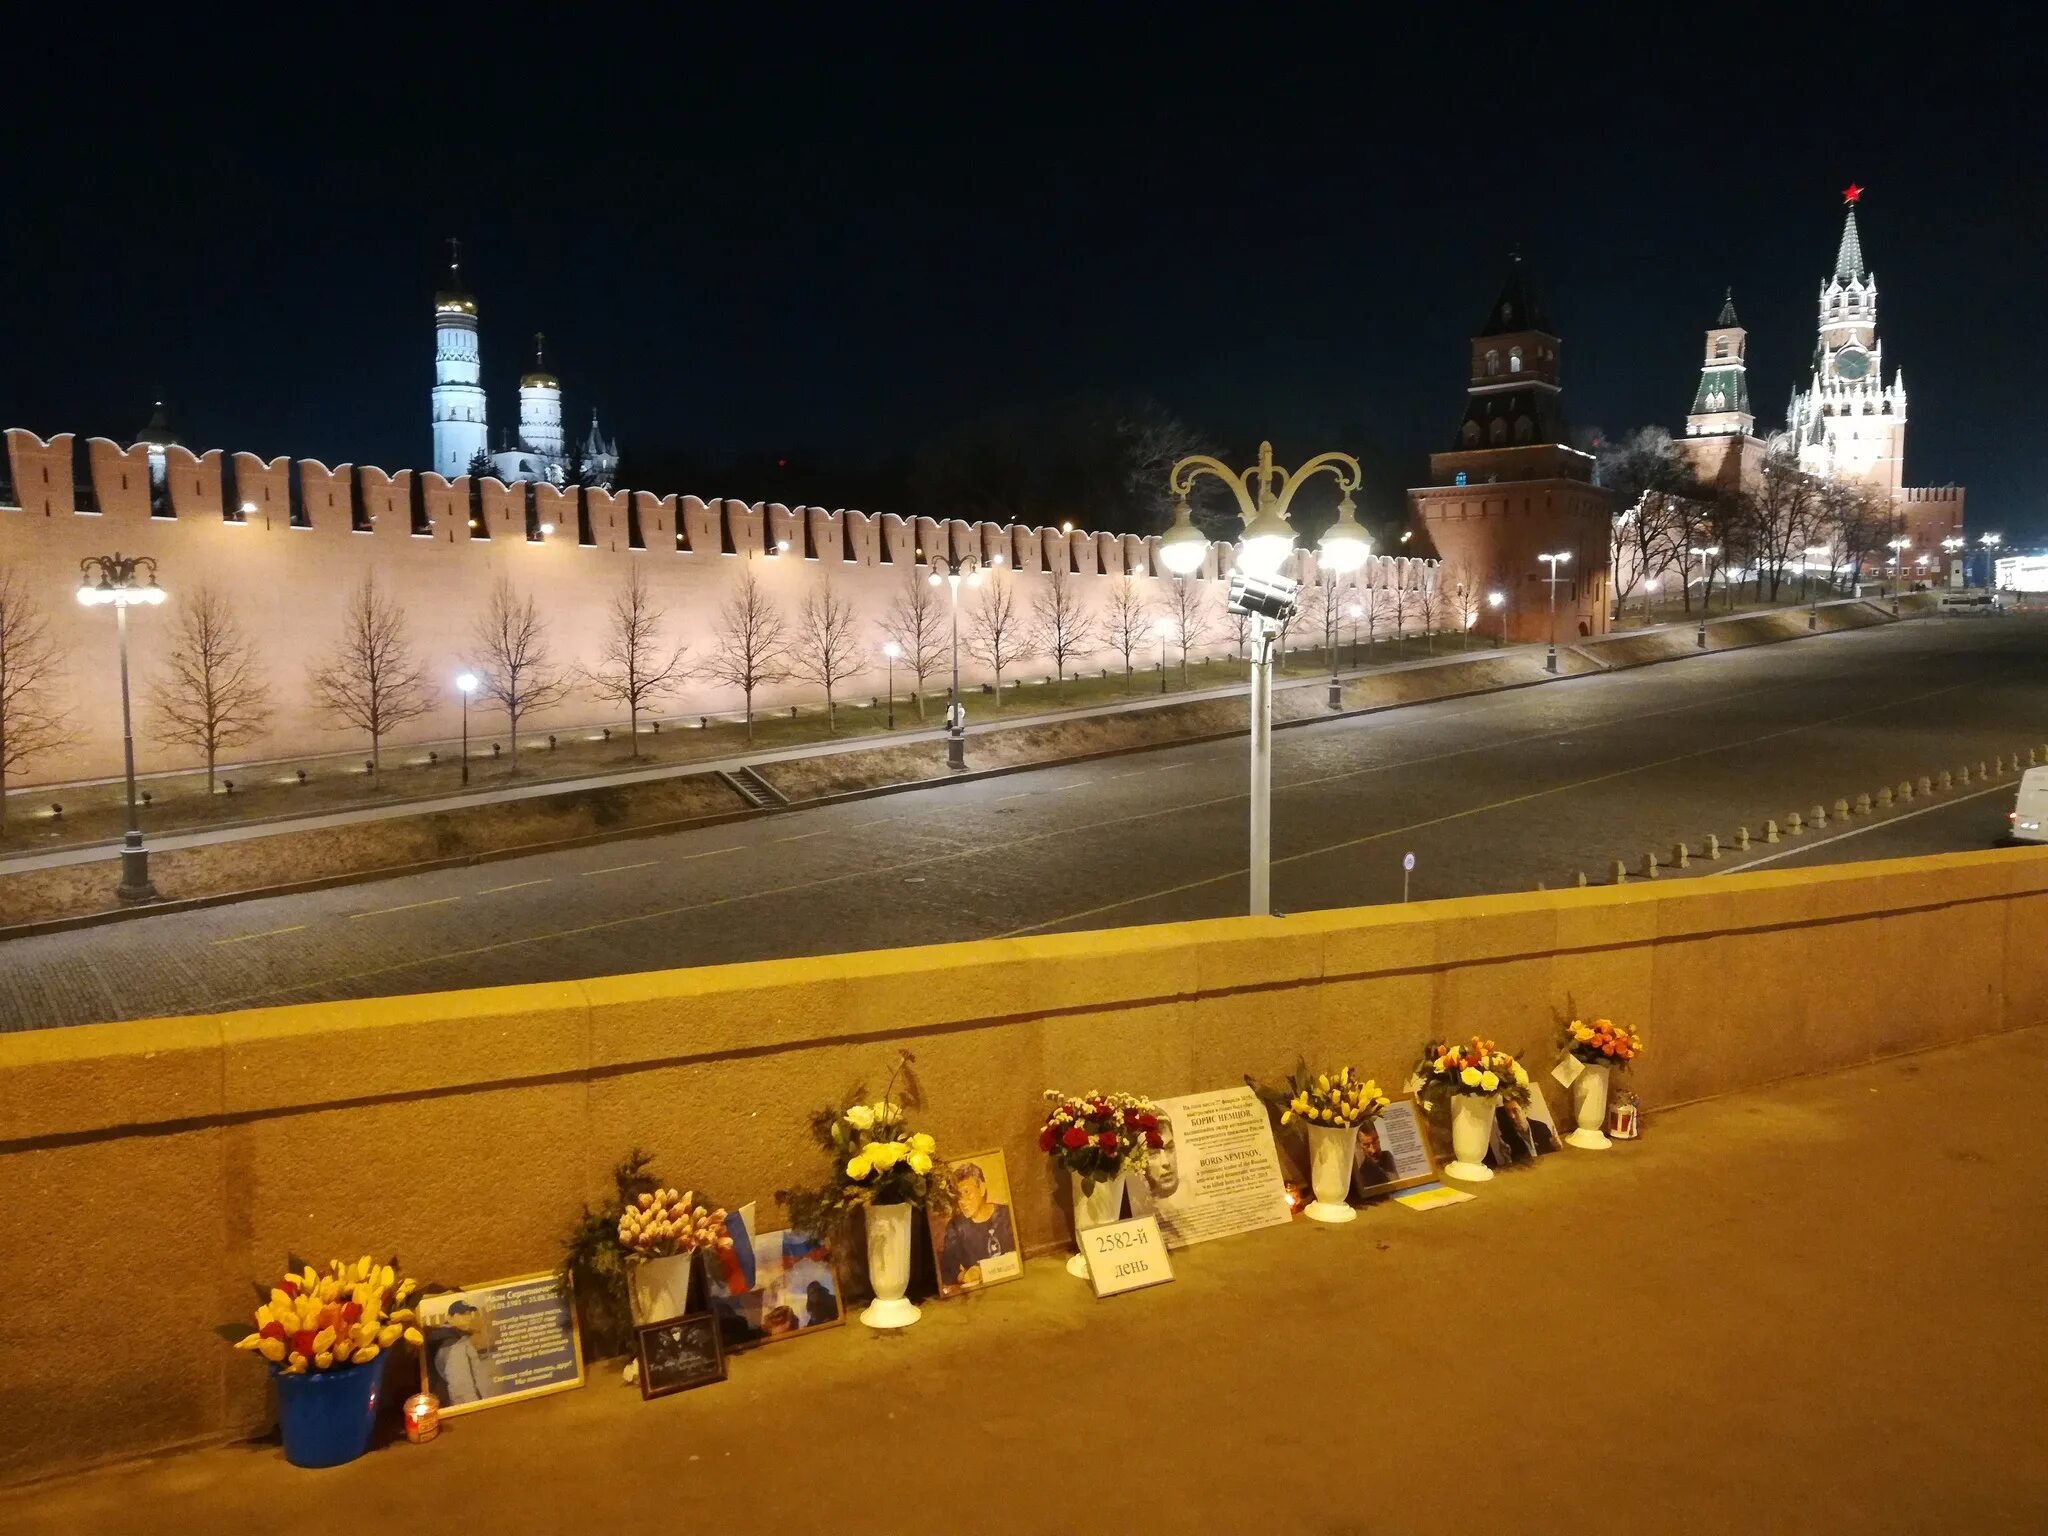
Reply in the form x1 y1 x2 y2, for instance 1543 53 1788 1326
2012 767 2048 845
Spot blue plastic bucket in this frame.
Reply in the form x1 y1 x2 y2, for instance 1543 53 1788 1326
272 1358 383 1468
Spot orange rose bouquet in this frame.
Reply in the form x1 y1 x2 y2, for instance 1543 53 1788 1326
1564 1017 1643 1068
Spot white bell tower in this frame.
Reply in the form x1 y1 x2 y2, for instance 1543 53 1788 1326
518 332 565 462
430 239 489 479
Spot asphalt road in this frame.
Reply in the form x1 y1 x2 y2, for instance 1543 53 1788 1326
4 615 2042 1032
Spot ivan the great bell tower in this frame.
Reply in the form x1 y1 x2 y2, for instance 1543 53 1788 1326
1785 186 1908 498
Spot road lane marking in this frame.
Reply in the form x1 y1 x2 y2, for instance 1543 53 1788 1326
773 830 828 844
347 897 462 919
479 879 552 894
681 846 743 861
1710 781 2014 875
999 676 1989 936
202 642 2016 1010
584 861 656 876
996 790 1034 801
211 925 306 946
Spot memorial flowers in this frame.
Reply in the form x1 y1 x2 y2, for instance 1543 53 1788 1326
618 1188 734 1259
1039 1089 1161 1193
225 1256 424 1375
1417 1036 1531 1103
1564 1017 1644 1067
816 1098 951 1213
1259 1062 1391 1128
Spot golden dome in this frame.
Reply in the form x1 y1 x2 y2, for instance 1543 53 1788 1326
521 333 558 390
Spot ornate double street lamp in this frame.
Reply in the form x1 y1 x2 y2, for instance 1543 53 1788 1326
1167 442 1366 918
1536 551 1571 674
75 553 167 903
926 550 1003 771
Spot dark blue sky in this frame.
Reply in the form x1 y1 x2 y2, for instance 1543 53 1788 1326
3 13 2038 538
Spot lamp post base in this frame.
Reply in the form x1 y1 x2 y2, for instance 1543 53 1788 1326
946 729 966 772
1695 626 1707 650
116 832 158 904
1544 645 1558 675
1326 678 1343 710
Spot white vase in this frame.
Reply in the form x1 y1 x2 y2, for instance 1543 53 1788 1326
1568 1062 1613 1149
1304 1123 1357 1223
860 1200 920 1329
627 1252 697 1326
1066 1170 1128 1278
1445 1093 1497 1181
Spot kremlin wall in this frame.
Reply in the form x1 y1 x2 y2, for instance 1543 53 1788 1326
0 429 1443 788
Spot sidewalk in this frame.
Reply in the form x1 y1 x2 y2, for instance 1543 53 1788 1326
6 1026 2038 1535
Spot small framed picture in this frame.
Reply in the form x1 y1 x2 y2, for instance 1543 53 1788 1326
927 1150 1025 1298
634 1312 725 1401
416 1272 584 1418
704 1228 843 1352
1489 1089 1563 1167
1349 1097 1442 1201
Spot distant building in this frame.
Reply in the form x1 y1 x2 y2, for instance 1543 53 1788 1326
427 241 618 488
1408 255 1614 645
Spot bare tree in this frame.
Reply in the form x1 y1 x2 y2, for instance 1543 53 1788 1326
1745 456 1823 601
1030 566 1098 698
580 567 687 757
1818 478 1888 590
792 577 865 732
0 566 68 831
877 574 947 720
307 574 431 777
1599 427 1699 619
1164 578 1211 682
467 576 571 773
965 574 1033 706
1101 575 1153 691
698 566 790 743
149 585 273 795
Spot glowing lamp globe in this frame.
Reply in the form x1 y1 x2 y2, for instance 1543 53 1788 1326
1316 497 1370 574
1158 520 1208 576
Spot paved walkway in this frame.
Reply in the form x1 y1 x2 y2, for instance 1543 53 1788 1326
6 1028 2041 1534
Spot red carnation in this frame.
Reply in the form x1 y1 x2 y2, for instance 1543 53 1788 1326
1121 1108 1139 1126
1062 1126 1089 1150
1097 1131 1117 1151
1139 1113 1158 1130
1039 1127 1056 1152
1146 1131 1163 1149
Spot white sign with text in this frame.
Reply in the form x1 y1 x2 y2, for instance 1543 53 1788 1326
1083 1216 1174 1298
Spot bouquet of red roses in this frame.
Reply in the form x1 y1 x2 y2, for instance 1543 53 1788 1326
1039 1090 1162 1193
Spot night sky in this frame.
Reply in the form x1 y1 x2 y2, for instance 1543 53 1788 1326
3 16 2039 539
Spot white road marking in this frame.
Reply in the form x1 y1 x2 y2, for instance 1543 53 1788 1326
1710 781 2014 874
211 925 306 946
347 896 462 919
478 878 552 894
584 861 657 876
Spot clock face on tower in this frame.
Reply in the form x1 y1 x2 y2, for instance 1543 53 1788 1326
1834 348 1870 381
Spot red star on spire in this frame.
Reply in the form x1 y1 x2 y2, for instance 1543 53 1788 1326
1842 182 1864 204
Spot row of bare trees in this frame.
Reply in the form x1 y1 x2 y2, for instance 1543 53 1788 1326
0 554 1456 820
1602 427 1903 618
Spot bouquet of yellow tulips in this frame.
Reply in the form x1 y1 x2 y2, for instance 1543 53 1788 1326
1416 1037 1531 1102
225 1256 424 1375
1254 1062 1390 1129
1564 1017 1644 1067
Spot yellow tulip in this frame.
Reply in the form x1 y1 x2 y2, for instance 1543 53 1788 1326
1281 1111 1293 1125
403 1327 424 1346
258 1337 286 1363
312 1327 337 1355
378 1323 402 1348
314 1350 334 1370
234 1332 262 1351
353 1345 379 1366
334 1340 354 1362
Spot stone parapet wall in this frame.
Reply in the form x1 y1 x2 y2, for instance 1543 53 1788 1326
1 846 2042 1481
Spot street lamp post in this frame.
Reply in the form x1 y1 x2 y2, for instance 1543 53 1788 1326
1536 552 1571 674
1887 536 1911 615
76 553 167 903
1805 545 1831 627
1689 545 1720 647
455 672 478 785
926 550 1002 771
1345 601 1363 670
1170 441 1364 918
1154 616 1172 694
881 640 901 728
1487 590 1506 648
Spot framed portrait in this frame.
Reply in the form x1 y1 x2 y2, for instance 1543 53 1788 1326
704 1228 843 1352
416 1272 584 1418
1348 1097 1441 1200
1489 1087 1563 1166
927 1150 1025 1298
634 1312 725 1401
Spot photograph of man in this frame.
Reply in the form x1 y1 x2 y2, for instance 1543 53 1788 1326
1143 1111 1181 1202
937 1158 1021 1293
425 1300 495 1405
1490 1098 1539 1166
1349 1119 1402 1200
